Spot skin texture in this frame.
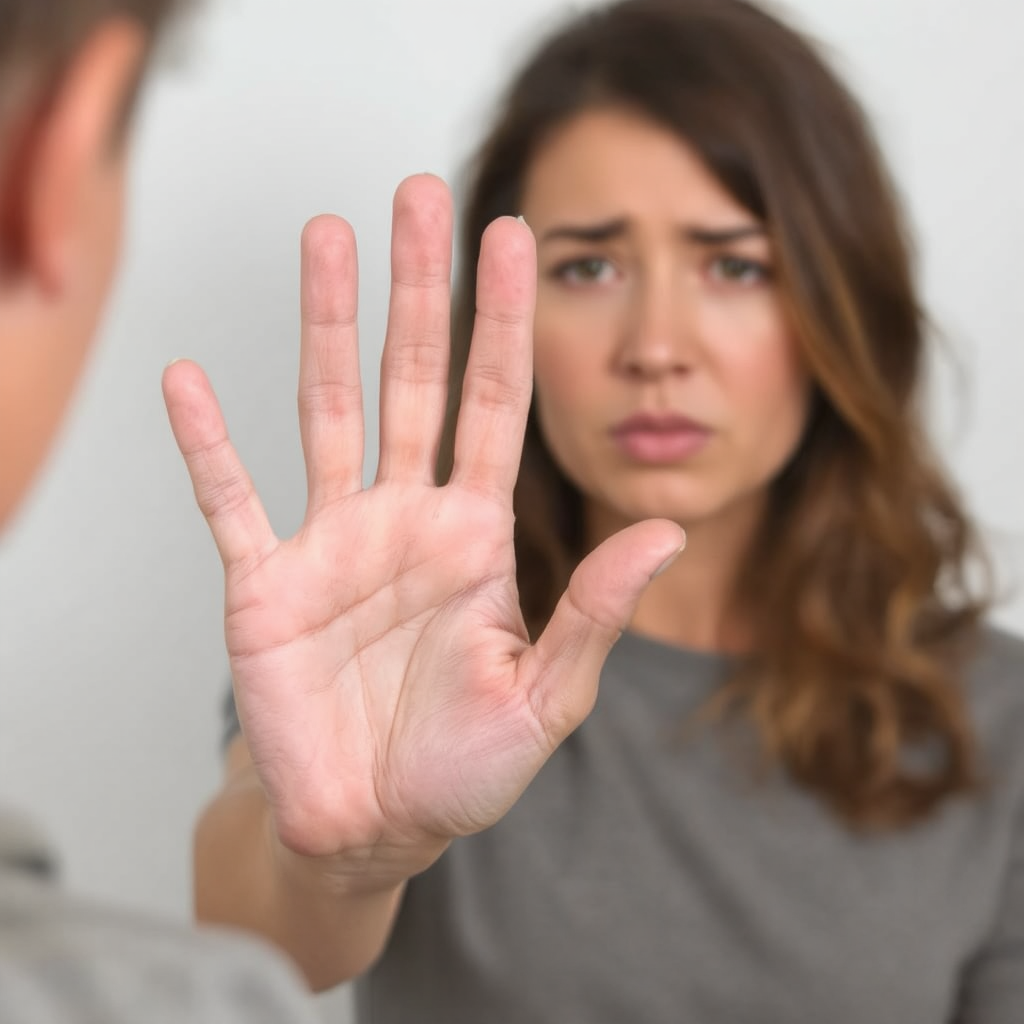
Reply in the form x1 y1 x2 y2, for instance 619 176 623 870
185 112 816 991
175 177 685 989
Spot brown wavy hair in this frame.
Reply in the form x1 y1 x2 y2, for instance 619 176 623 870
439 0 992 829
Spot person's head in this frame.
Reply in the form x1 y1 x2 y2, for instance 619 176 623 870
444 0 990 827
0 0 185 529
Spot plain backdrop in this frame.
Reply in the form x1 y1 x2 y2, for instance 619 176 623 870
0 0 1021 1020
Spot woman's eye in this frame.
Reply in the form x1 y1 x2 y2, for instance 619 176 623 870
552 257 615 285
708 255 771 284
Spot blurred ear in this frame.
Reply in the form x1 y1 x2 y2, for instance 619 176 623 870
0 18 146 294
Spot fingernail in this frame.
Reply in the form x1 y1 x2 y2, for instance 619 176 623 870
652 541 686 579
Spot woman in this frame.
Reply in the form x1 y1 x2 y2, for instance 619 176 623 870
176 1 1024 1021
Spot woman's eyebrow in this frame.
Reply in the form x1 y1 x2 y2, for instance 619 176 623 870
683 224 766 245
539 218 628 243
538 219 766 245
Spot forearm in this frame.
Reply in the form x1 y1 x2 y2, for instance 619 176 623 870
193 764 432 992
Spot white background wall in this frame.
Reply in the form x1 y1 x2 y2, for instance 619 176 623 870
0 1 1020 1020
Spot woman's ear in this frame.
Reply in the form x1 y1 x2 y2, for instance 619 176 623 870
0 17 147 295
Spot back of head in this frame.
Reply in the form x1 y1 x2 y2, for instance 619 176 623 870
0 0 182 119
0 0 187 529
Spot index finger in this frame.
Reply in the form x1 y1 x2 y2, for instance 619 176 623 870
448 216 537 501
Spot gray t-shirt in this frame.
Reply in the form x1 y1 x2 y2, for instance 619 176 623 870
0 810 320 1024
349 626 1024 1023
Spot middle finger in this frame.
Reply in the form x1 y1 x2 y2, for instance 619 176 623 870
375 174 454 485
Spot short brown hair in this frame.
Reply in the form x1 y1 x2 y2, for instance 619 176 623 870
441 0 991 829
0 0 187 133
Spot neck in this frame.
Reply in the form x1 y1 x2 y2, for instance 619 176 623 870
586 497 765 654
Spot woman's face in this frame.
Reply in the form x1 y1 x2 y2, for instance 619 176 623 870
520 106 811 543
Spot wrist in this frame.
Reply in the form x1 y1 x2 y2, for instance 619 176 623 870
265 809 448 899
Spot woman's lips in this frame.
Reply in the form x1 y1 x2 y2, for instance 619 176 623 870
610 413 712 463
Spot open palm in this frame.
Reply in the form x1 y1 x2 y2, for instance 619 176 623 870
163 175 683 872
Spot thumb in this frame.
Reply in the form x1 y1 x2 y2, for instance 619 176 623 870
519 518 685 743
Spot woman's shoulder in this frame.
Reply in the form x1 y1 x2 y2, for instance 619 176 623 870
962 623 1024 766
965 622 1024 695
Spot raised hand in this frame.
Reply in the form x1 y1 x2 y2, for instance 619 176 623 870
163 175 683 875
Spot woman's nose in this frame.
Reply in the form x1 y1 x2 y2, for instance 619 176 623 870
615 273 695 379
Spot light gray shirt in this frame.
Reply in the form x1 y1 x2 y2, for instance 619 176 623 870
0 811 320 1024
